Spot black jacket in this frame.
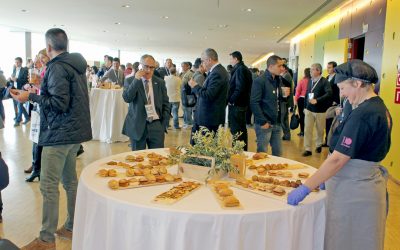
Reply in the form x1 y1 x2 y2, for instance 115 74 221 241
328 74 340 105
250 70 283 126
12 67 28 89
29 52 92 146
192 64 229 127
305 76 332 113
228 61 252 107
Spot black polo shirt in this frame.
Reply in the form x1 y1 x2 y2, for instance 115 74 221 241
329 96 392 162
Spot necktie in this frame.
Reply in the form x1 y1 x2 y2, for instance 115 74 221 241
144 80 153 122
144 79 151 104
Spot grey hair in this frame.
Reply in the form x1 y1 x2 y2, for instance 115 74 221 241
45 28 68 51
202 48 218 61
311 63 323 74
140 54 155 64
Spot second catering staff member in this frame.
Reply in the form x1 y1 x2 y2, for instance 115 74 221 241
287 60 392 250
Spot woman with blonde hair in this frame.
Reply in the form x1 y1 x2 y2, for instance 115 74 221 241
24 49 49 181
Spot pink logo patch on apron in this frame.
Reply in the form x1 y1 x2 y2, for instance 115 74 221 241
341 136 352 148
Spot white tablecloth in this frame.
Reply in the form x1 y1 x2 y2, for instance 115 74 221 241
90 88 129 143
73 149 326 250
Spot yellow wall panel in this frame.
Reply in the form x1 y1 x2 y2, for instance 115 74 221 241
380 0 400 180
298 35 315 80
323 39 348 67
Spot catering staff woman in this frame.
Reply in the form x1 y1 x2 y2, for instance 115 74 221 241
287 60 392 250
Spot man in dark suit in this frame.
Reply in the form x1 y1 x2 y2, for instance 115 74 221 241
323 61 339 146
122 54 170 150
188 48 229 142
227 51 252 150
157 58 173 79
10 57 29 126
302 63 332 156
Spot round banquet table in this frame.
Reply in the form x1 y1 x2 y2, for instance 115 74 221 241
73 149 326 250
90 88 129 143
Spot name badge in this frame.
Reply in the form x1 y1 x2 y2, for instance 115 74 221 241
145 104 156 119
308 93 314 100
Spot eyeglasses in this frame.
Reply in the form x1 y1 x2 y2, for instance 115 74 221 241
142 64 156 71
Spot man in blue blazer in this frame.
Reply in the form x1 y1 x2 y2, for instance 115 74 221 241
189 48 229 142
122 54 170 150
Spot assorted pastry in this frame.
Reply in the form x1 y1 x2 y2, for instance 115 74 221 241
211 182 241 207
251 175 302 188
107 173 183 190
235 177 287 197
252 152 269 160
298 172 310 179
153 181 201 203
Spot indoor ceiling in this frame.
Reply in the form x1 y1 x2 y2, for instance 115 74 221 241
0 0 346 66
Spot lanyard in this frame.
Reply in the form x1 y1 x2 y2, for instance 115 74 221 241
310 78 321 93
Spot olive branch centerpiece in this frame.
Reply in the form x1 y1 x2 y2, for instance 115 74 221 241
169 126 245 180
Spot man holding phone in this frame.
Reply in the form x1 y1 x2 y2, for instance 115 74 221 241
122 54 170 150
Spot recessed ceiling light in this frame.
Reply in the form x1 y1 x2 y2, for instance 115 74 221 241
21 9 28 13
115 22 121 25
121 5 130 8
218 24 229 28
245 8 253 12
188 31 193 35
161 16 169 19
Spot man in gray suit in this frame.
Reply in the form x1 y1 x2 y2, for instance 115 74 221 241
99 57 124 86
122 54 170 150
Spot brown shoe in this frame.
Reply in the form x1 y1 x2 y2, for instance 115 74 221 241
21 238 55 250
24 166 33 173
55 226 73 240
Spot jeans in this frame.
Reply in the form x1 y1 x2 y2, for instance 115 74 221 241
0 100 5 121
39 144 80 243
182 106 193 125
169 102 180 128
15 101 29 123
228 105 248 151
254 123 282 156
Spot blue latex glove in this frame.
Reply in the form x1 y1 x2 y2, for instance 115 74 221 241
319 182 326 190
287 185 311 206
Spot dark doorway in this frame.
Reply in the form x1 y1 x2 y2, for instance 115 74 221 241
350 36 365 60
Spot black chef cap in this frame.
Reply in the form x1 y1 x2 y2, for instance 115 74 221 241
334 59 378 84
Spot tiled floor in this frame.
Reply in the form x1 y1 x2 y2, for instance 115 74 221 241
0 99 398 249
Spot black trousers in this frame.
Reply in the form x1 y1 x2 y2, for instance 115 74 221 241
228 105 248 151
325 117 334 143
130 120 165 151
297 97 305 133
280 102 291 139
246 108 253 125
0 191 2 214
32 142 43 173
